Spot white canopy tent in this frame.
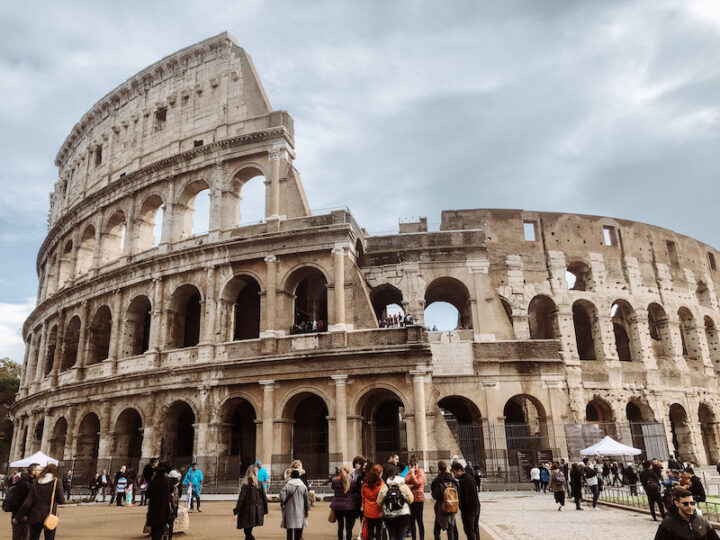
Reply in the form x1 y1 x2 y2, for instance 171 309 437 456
10 451 60 468
580 436 642 457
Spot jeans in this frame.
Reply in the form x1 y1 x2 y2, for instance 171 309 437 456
386 526 408 540
648 492 666 521
573 494 582 509
433 518 457 540
116 491 125 506
366 517 383 540
553 491 565 506
12 519 29 540
28 523 56 540
532 480 540 492
588 485 599 508
629 483 638 496
243 527 256 540
410 501 425 540
140 491 147 506
335 509 355 540
460 510 480 540
189 490 201 510
286 529 303 540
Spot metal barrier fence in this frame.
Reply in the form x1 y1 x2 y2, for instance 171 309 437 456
597 486 720 523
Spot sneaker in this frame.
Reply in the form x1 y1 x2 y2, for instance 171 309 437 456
558 506 562 511
576 507 583 511
188 509 194 513
197 509 202 513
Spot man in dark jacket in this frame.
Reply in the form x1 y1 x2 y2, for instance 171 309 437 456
431 461 458 540
451 461 480 540
62 469 73 501
142 458 159 485
624 463 639 496
6 464 39 540
654 487 720 540
685 468 707 503
640 460 666 521
147 466 172 540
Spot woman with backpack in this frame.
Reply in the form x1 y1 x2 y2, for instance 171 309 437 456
280 469 310 540
377 463 414 540
330 464 357 540
404 455 426 540
361 465 384 540
539 464 550 493
548 463 567 511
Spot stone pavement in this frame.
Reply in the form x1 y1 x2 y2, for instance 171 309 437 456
480 491 661 540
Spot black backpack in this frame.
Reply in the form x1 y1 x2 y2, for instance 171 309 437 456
382 484 405 518
2 482 22 514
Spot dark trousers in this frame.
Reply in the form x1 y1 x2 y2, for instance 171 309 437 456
150 525 165 540
532 480 540 492
410 501 425 540
63 488 71 501
12 519 29 540
553 491 565 506
335 509 355 540
648 492 666 521
28 523 55 540
286 529 303 540
629 483 638 496
243 527 256 540
433 519 457 540
541 481 548 493
366 517 383 540
116 491 125 506
588 485 599 508
189 490 200 510
573 494 582 509
460 510 480 540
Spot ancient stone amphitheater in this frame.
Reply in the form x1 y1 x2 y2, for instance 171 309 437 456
10 32 720 485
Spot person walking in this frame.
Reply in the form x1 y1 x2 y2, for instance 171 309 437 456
540 464 550 493
624 462 639 496
654 487 720 539
6 463 40 540
62 469 72 502
330 464 357 540
685 467 707 503
569 462 584 511
234 465 269 540
89 473 100 502
361 464 385 540
450 461 480 540
640 460 666 522
256 460 269 491
582 458 600 510
560 459 570 494
377 463 414 540
530 465 541 492
404 456 426 540
146 465 173 540
611 462 621 487
98 469 109 503
548 463 567 511
430 461 458 540
14 463 65 540
182 462 203 513
280 469 310 540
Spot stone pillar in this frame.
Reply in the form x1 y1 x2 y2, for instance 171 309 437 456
161 181 175 245
123 197 136 257
201 266 216 344
40 410 53 453
261 255 280 337
50 311 66 386
267 148 283 219
33 322 48 384
630 308 658 370
91 209 104 272
260 380 276 471
75 301 90 377
149 277 164 353
9 416 24 460
330 245 348 331
64 410 77 461
19 336 31 393
332 375 349 463
410 367 430 466
108 289 123 372
97 402 113 460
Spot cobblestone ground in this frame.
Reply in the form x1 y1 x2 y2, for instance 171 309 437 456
480 491 660 540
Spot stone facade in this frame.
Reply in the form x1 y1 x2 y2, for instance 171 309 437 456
10 33 720 483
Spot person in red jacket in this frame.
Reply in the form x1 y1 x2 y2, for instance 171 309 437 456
404 455 426 540
361 465 384 540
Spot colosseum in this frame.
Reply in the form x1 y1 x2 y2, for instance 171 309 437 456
9 32 720 485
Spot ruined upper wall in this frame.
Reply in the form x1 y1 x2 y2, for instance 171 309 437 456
49 32 281 226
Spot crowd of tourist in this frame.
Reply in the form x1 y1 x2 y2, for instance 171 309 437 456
290 319 326 334
378 313 415 328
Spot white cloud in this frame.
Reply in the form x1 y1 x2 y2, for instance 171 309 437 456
0 298 35 363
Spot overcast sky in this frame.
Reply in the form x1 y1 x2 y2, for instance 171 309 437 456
2 0 720 361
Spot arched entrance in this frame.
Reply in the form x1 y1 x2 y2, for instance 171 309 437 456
33 420 44 454
503 395 550 479
371 285 404 326
527 296 558 339
88 306 112 364
438 396 484 469
122 296 151 357
424 277 472 331
49 418 68 459
112 409 143 472
573 300 599 360
61 316 81 371
217 397 257 483
699 403 719 465
291 269 328 331
76 413 101 482
161 401 196 468
669 403 694 463
359 389 408 464
283 393 329 479
221 276 261 341
168 285 202 349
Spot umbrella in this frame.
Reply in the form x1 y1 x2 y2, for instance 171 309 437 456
10 451 60 468
580 435 641 456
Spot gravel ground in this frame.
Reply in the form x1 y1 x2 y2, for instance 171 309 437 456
480 491 661 540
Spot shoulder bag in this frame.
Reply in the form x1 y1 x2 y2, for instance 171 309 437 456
44 479 59 530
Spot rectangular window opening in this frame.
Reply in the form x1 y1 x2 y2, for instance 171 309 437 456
154 107 167 131
193 139 204 147
94 146 103 167
667 240 679 266
523 221 537 242
709 252 717 271
603 226 617 247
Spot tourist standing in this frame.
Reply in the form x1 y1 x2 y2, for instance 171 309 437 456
686 467 707 503
182 462 204 513
330 464 357 540
539 464 550 493
361 464 385 540
377 463 413 540
234 465 269 540
548 463 567 511
653 487 720 540
90 473 100 502
280 469 310 540
115 471 128 506
284 460 308 487
351 456 367 534
62 469 72 501
98 469 109 502
560 459 570 494
430 461 458 540
6 463 40 540
640 460 665 521
450 461 480 540
404 456 426 540
256 460 269 491
624 462 639 496
147 465 172 540
530 465 541 492
15 463 65 540
569 463 583 510
582 458 599 510
142 458 158 487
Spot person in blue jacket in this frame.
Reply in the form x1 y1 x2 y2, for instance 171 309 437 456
182 462 204 512
256 460 269 491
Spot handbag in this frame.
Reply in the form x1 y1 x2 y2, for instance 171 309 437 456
328 508 336 523
44 479 59 530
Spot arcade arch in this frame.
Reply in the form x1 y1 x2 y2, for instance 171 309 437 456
122 295 152 357
282 392 329 479
669 403 693 463
135 195 164 251
101 211 126 265
112 408 143 470
167 284 202 349
160 401 196 467
49 418 68 459
221 276 261 341
370 284 404 324
177 180 210 239
44 325 58 376
88 306 112 364
75 225 95 276
528 295 558 339
503 394 548 450
699 403 720 465
286 267 328 332
425 277 472 330
438 396 484 467
572 300 600 360
217 397 257 481
611 300 635 362
359 388 407 464
61 315 81 371
648 303 671 358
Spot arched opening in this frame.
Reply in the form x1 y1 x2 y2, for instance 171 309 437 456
49 418 67 459
61 316 81 371
20 425 28 457
648 303 671 358
122 296 151 357
75 225 95 276
611 300 635 362
167 285 202 349
678 307 697 361
499 297 513 326
135 195 164 251
100 211 126 265
438 396 484 468
370 285 405 327
76 413 101 480
88 306 112 364
705 317 720 369
626 401 648 458
504 395 549 479
112 409 143 472
222 276 261 341
669 403 693 463
177 180 210 239
284 393 329 479
0 418 13 464
699 404 719 465
44 325 58 376
360 389 407 464
217 398 257 483
528 295 558 339
288 268 328 333
232 168 266 226
566 261 591 291
33 420 44 453
586 398 615 423
355 239 365 266
57 240 73 288
425 277 472 330
573 300 599 360
161 401 196 467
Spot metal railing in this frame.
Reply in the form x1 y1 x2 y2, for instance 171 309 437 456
597 486 720 523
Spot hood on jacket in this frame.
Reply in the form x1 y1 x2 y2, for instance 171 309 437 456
286 478 305 487
39 474 56 484
386 475 406 486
